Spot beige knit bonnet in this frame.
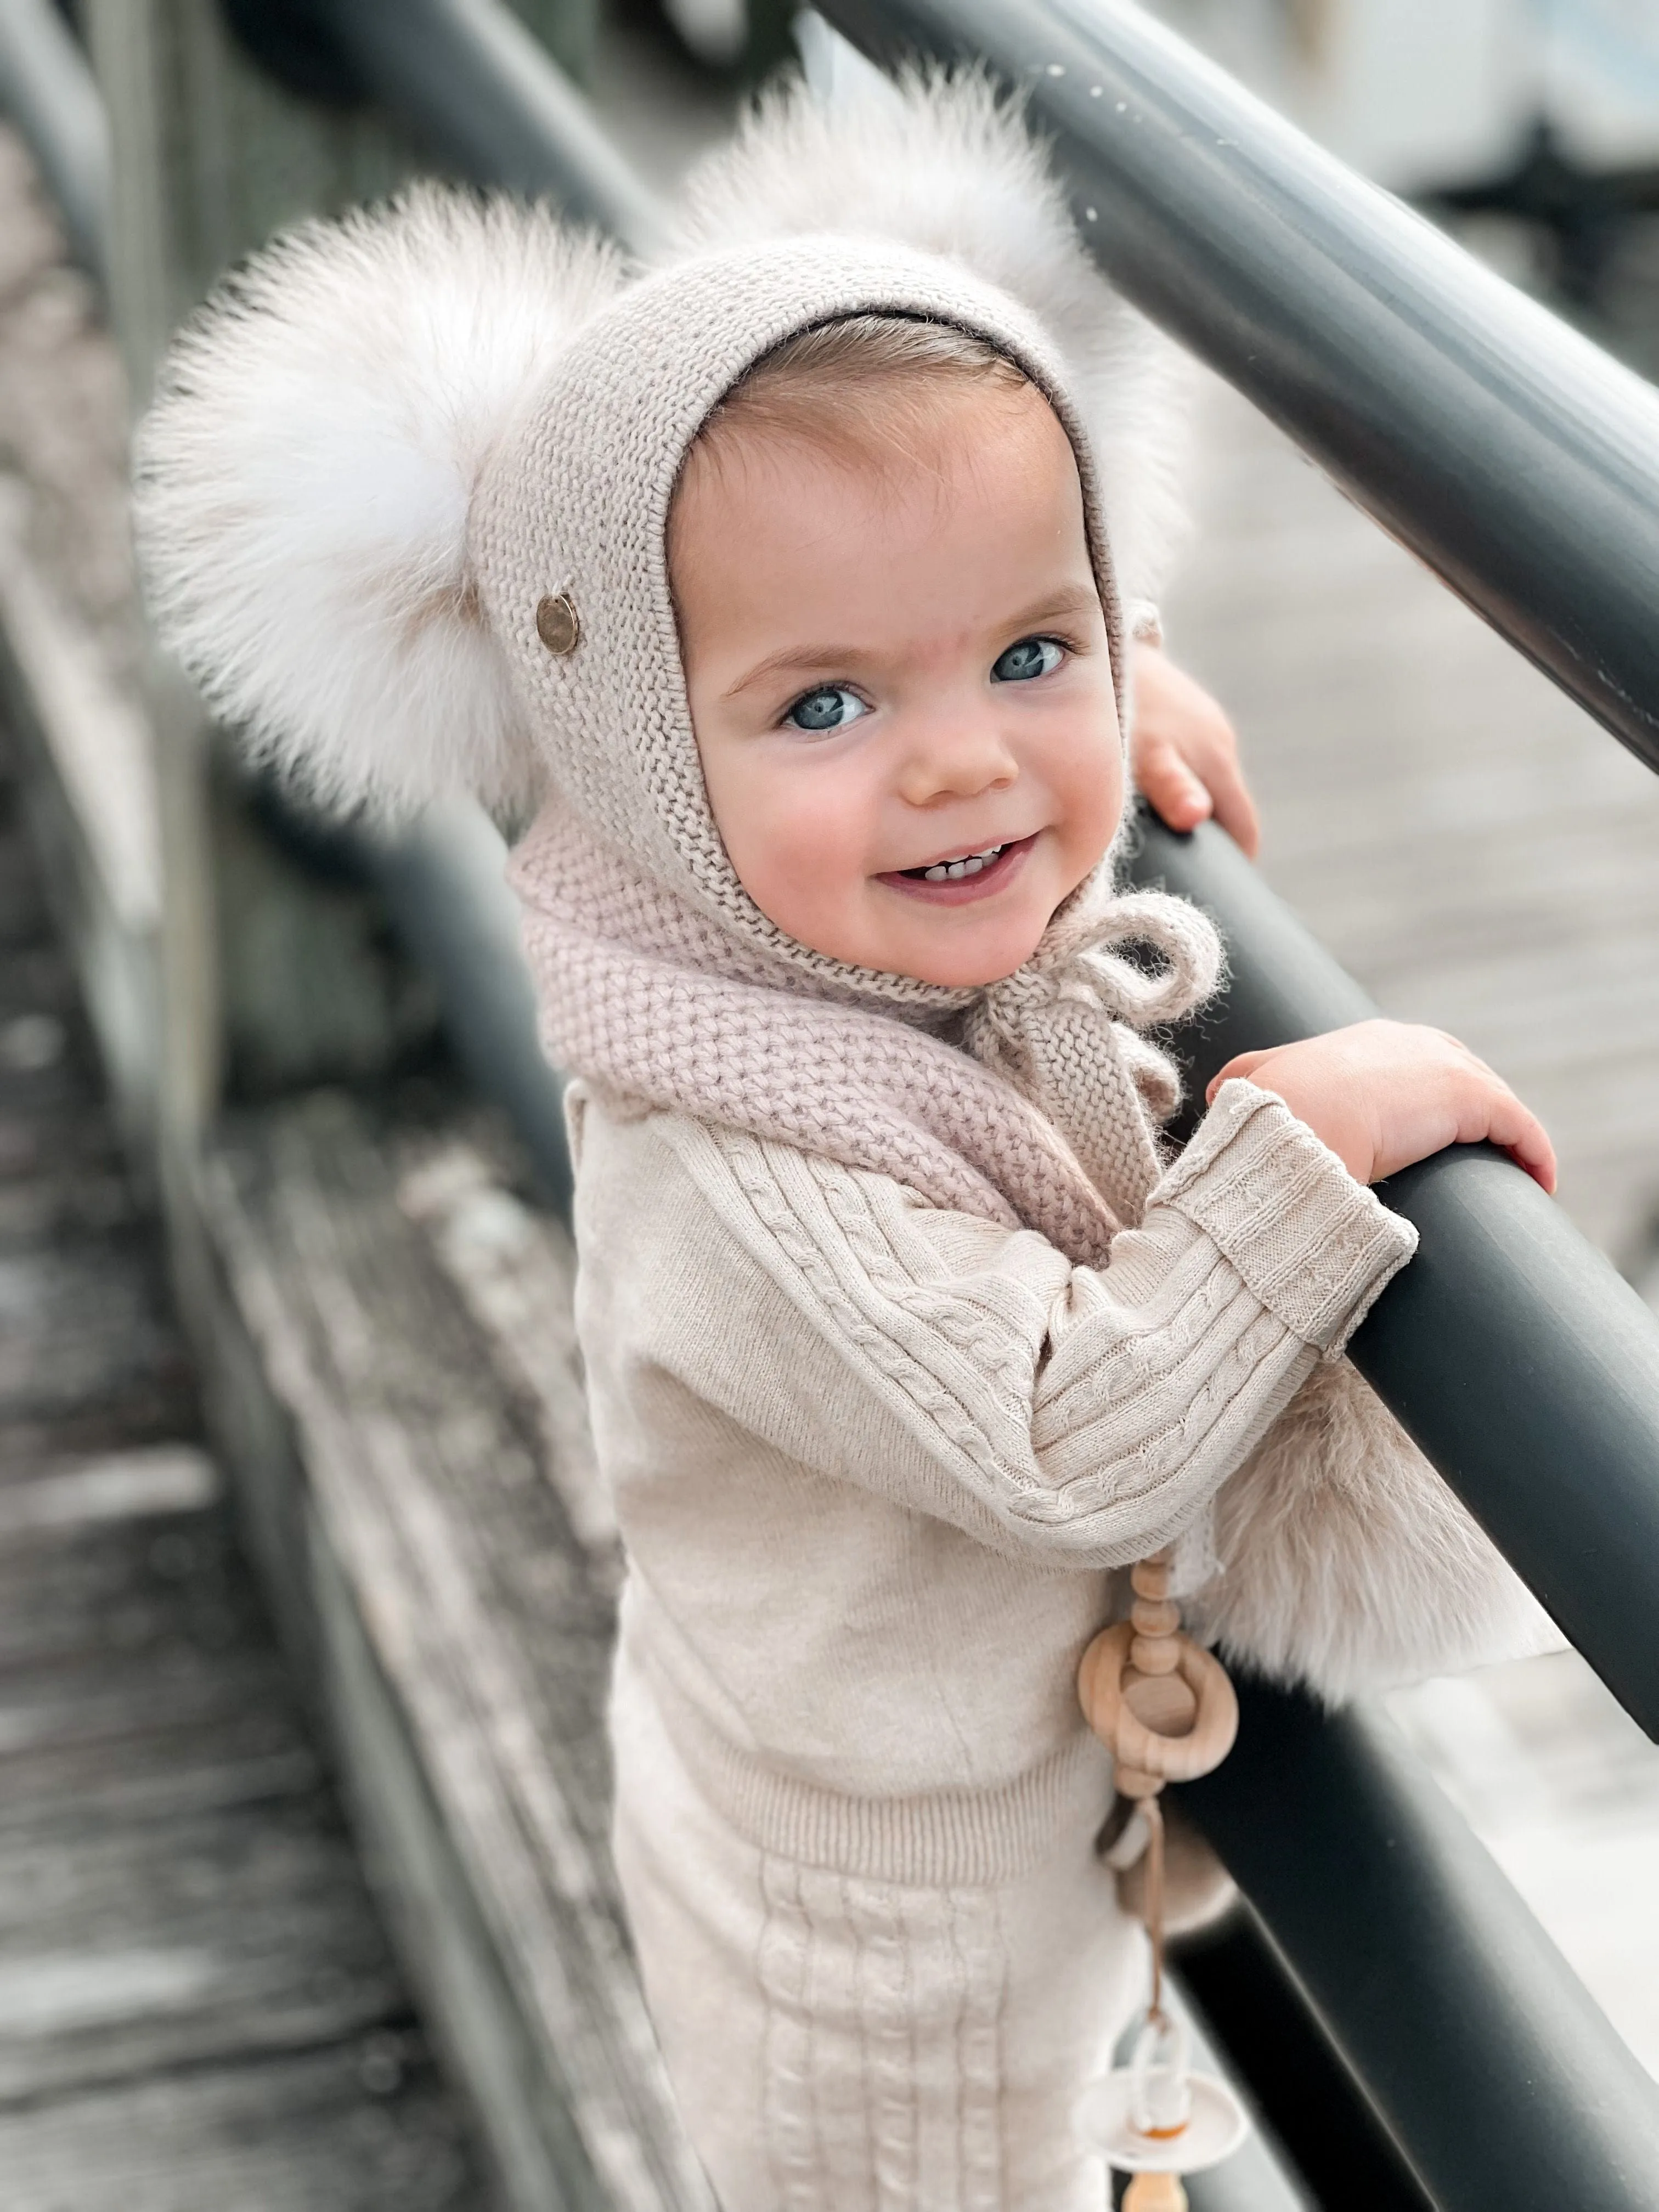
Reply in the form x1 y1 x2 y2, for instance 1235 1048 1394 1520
136 71 1188 847
470 234 1130 1001
136 70 1221 1255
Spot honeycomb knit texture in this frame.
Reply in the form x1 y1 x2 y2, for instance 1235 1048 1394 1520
510 805 1224 1261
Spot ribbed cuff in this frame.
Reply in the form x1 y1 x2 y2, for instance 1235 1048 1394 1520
1154 1079 1417 1356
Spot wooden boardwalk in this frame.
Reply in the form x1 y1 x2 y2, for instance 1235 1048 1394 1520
0 722 495 2209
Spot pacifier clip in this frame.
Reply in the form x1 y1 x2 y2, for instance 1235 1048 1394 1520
1077 1551 1250 2208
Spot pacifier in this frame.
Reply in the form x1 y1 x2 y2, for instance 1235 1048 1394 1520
1080 2006 1249 2208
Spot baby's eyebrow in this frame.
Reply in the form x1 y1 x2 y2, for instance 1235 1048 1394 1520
721 645 864 701
1001 584 1101 631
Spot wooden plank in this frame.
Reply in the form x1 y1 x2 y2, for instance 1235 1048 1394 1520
0 1239 193 1420
0 1160 137 1244
0 2041 483 2212
202 1091 713 2212
0 720 499 2209
0 1798 410 2101
398 1138 618 1563
0 1442 216 1526
0 1494 326 1835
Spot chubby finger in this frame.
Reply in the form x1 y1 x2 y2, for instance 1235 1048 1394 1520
1206 1047 1277 1103
1135 733 1214 833
1195 744 1262 859
1481 1091 1558 1194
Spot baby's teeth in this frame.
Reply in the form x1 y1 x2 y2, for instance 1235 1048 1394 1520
917 843 1003 883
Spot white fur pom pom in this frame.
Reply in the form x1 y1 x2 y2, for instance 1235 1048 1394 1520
1192 1359 1561 1704
668 69 1192 611
134 186 627 826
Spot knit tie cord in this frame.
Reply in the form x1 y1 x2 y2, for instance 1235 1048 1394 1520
512 802 1245 2196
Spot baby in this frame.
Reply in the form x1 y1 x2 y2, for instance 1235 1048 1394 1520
137 74 1554 2211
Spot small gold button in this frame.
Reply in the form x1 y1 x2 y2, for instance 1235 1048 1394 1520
535 592 580 656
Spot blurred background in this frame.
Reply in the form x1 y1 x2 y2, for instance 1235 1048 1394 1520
2 1 1658 2203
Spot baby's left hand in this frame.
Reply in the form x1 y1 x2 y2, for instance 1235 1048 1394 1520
1130 642 1260 859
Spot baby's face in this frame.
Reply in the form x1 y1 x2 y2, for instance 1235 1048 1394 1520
672 382 1122 987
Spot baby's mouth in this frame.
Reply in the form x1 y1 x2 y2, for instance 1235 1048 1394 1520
879 833 1036 902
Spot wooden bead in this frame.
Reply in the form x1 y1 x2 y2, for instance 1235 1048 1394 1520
1113 1765 1163 1798
1131 1560 1171 1601
1124 1669 1198 1735
1130 1634 1181 1677
1131 1596 1182 1639
1124 2174 1187 2211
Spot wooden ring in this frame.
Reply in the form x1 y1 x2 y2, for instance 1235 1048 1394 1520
1077 1622 1239 1784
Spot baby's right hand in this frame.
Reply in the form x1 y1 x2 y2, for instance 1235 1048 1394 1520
1207 1019 1557 1193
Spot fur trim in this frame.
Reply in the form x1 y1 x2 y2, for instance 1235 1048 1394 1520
134 186 627 824
1191 1358 1561 1704
666 68 1192 613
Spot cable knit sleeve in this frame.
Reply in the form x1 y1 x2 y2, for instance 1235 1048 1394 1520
653 1079 1414 1568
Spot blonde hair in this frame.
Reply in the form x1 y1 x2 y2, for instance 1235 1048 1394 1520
687 312 1036 483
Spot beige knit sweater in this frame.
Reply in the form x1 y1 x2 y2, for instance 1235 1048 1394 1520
578 1076 1412 1836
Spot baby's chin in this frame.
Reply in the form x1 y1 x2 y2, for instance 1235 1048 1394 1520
896 945 1047 988
823 908 1053 989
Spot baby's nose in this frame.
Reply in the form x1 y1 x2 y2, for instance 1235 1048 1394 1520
895 712 1019 805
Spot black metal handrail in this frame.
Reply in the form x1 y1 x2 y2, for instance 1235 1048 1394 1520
1131 817 1659 1742
1183 1680 1659 2212
235 0 665 250
822 0 1659 782
12 3 1659 2203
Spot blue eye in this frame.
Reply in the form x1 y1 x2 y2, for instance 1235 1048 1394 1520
992 636 1065 684
785 685 867 733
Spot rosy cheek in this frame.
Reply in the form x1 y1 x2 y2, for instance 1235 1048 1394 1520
724 764 854 934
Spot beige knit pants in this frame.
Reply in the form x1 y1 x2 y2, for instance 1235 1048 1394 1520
611 1659 1142 2211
